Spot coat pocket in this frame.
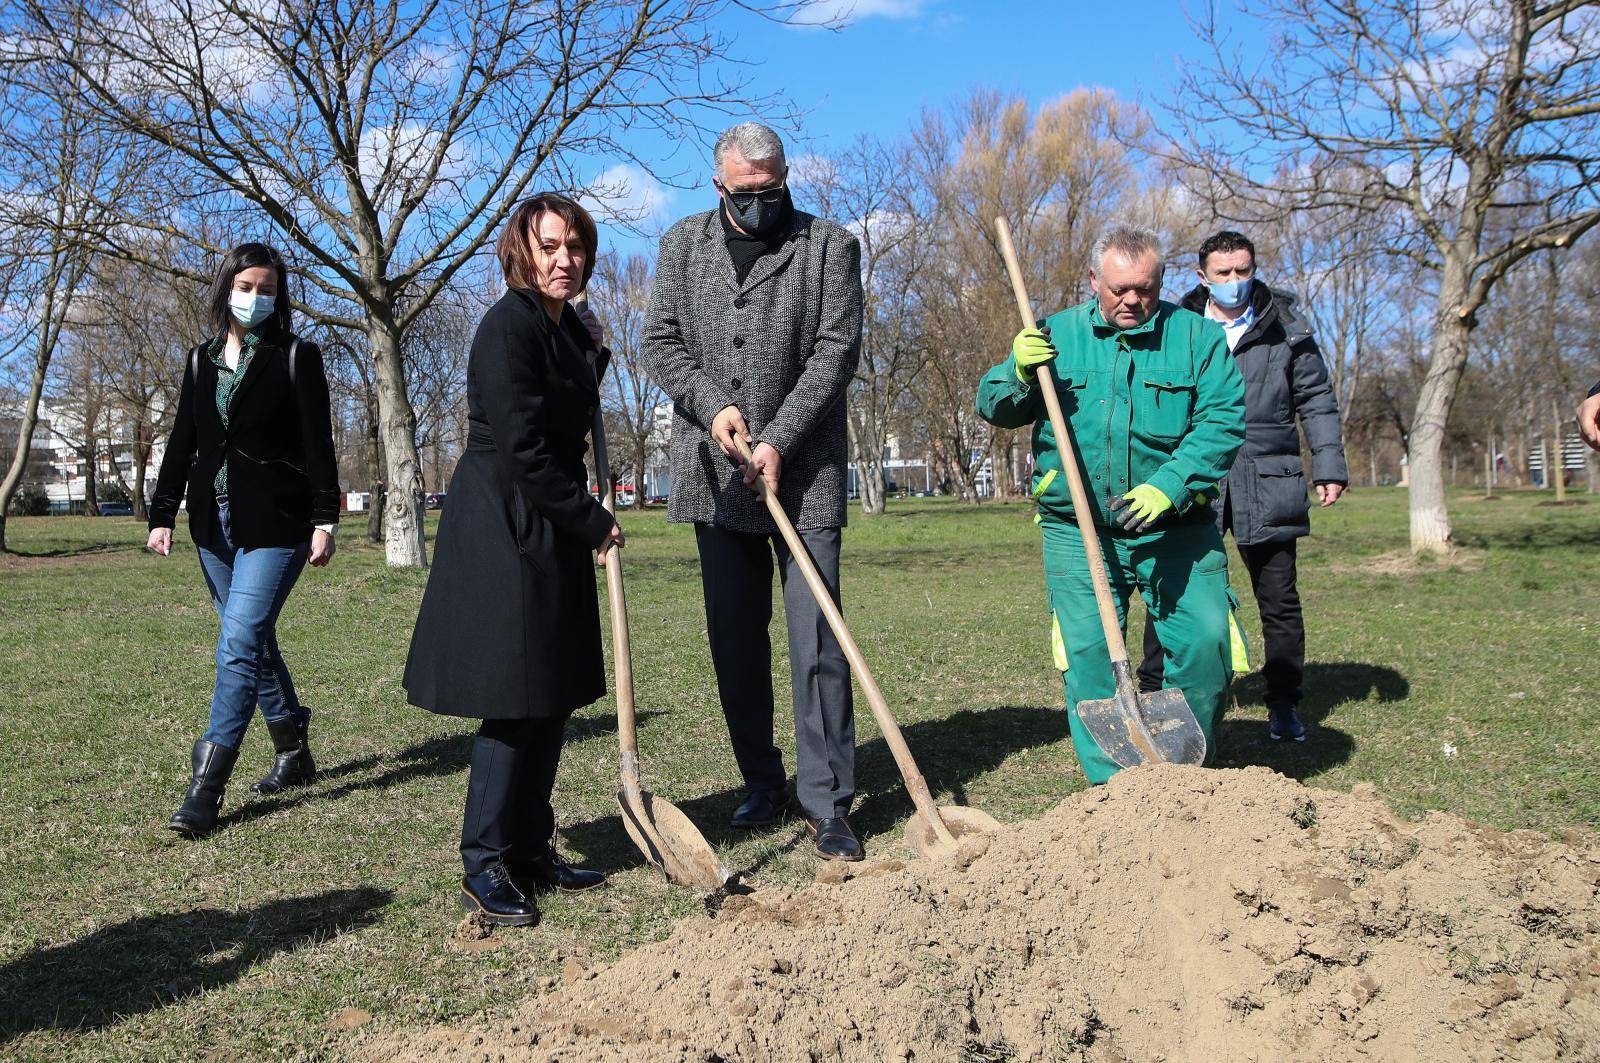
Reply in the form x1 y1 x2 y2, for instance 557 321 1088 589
510 484 547 574
1136 372 1195 441
1255 454 1309 527
1051 374 1090 415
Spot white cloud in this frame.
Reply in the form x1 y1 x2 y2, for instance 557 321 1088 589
579 164 677 225
790 0 928 27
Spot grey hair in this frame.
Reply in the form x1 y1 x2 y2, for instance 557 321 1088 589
1091 224 1164 273
713 122 786 176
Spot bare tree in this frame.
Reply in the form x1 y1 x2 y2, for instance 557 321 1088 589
16 0 806 565
0 29 144 547
321 327 385 542
797 137 928 515
591 253 665 504
905 88 1159 502
1263 183 1399 435
74 253 206 517
1173 0 1600 552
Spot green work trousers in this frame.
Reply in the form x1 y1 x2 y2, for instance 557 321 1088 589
1042 517 1232 785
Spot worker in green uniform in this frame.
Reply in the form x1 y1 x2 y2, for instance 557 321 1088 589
977 224 1246 784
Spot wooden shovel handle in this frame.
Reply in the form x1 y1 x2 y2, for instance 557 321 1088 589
994 217 1130 666
732 437 956 847
580 293 643 802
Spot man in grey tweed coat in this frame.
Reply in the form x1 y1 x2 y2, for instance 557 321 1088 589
641 122 866 861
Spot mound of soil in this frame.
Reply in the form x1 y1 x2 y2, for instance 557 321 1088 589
368 766 1600 1062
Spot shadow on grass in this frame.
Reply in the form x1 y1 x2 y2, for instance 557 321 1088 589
1216 661 1408 780
218 712 658 830
557 704 1064 880
0 886 390 1041
0 539 142 562
1456 522 1600 552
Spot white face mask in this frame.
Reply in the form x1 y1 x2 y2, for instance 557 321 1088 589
229 290 276 329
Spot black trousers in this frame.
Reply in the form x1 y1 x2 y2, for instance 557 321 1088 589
459 716 566 875
1139 538 1304 710
694 522 855 820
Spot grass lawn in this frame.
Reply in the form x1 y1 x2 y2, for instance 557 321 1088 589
1 487 1596 1059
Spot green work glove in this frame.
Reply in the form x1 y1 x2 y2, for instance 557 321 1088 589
1109 484 1173 533
1011 327 1057 383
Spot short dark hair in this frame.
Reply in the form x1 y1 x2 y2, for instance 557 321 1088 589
207 243 292 335
1198 230 1255 270
497 193 598 293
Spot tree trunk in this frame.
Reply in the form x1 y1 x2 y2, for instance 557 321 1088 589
370 319 427 566
1407 283 1475 554
364 388 383 544
1551 400 1567 503
131 420 150 520
82 443 100 517
1483 431 1494 498
632 434 648 512
846 400 885 516
0 334 53 552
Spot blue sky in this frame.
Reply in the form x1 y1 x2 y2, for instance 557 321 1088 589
592 0 1265 256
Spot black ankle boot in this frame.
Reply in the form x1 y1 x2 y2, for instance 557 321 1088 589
251 715 316 795
461 864 540 926
168 740 239 837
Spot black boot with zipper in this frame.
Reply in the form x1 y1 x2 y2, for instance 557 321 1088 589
251 714 316 795
167 739 240 837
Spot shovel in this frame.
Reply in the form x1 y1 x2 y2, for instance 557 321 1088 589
994 216 1206 769
731 436 1000 859
584 315 730 890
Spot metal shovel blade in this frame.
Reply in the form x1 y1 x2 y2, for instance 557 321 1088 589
617 788 731 891
1077 685 1207 770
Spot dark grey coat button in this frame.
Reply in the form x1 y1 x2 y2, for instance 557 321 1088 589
732 336 745 348
734 297 747 309
731 378 742 390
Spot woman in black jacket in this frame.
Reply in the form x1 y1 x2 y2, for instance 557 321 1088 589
147 243 340 837
404 194 622 926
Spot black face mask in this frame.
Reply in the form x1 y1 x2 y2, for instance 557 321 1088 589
721 185 789 238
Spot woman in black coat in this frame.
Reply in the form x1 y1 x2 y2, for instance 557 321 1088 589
404 193 622 926
146 242 340 837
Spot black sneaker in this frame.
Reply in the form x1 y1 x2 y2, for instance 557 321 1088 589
1268 706 1307 743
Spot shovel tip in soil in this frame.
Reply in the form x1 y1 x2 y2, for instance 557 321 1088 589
617 789 732 892
903 806 1004 861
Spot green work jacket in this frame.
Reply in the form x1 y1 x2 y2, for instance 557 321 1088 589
977 299 1245 530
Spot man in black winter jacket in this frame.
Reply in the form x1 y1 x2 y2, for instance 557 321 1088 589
1139 231 1347 744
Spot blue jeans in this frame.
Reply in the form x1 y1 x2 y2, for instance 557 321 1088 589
196 499 310 749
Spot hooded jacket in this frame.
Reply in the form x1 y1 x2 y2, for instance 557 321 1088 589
1180 282 1346 545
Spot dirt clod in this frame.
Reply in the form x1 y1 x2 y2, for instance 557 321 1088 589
366 766 1600 1061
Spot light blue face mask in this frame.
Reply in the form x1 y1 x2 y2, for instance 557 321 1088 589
1205 276 1252 309
229 290 276 329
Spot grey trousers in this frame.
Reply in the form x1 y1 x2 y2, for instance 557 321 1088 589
694 522 855 819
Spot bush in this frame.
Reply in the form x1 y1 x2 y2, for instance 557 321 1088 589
12 487 50 516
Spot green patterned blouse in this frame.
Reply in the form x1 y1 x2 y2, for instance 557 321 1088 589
209 329 263 497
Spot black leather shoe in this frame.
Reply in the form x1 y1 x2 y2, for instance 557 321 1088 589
806 817 864 862
461 864 539 926
515 851 606 894
251 715 316 795
731 789 790 829
168 739 240 837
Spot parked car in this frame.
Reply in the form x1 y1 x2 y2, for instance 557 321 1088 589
425 493 446 510
96 503 134 516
